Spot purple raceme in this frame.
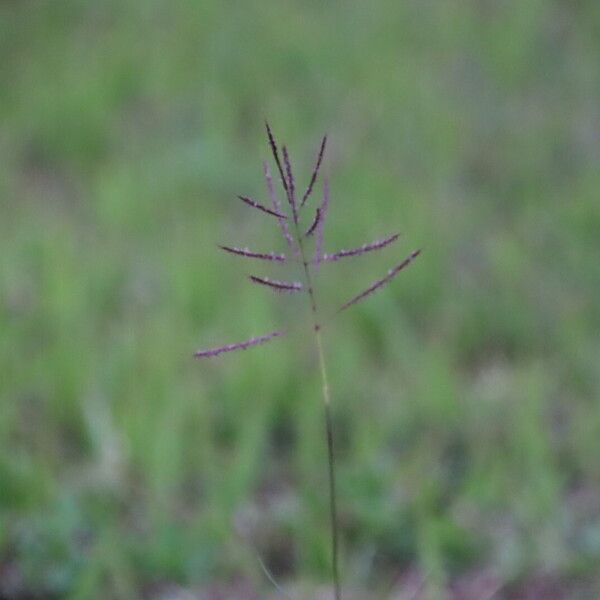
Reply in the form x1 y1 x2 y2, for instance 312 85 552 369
304 207 322 238
264 161 297 256
265 121 288 194
194 331 284 358
282 146 297 218
315 179 330 270
322 233 400 262
238 195 287 219
219 245 286 262
337 249 421 313
249 275 303 293
301 135 327 208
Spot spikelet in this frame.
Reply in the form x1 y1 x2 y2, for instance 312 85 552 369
194 331 284 358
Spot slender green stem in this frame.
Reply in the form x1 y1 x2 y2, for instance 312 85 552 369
316 328 341 600
290 206 341 600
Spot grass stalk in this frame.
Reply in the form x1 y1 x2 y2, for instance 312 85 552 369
195 124 419 598
316 328 341 600
293 207 342 599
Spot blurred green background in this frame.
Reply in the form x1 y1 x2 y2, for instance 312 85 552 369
1 1 600 598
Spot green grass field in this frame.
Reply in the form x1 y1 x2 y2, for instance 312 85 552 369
1 2 600 598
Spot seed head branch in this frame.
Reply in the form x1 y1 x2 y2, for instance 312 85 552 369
301 135 327 208
219 245 286 262
304 207 322 238
249 275 303 293
194 331 284 358
282 145 297 220
315 179 330 270
322 233 400 262
265 121 289 194
238 195 287 219
264 161 297 256
337 249 421 313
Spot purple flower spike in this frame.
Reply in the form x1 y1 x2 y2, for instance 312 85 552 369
322 233 400 262
337 249 421 313
301 135 327 208
264 161 298 257
282 146 297 217
305 207 322 238
265 121 288 194
194 331 284 358
315 178 330 270
219 245 286 262
249 275 303 293
238 195 287 219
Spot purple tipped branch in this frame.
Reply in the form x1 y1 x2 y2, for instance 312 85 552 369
249 275 303 293
337 249 421 312
322 233 400 262
305 207 322 238
315 179 330 270
263 162 296 255
265 121 288 194
301 135 327 208
282 146 297 217
219 245 286 262
238 195 287 219
194 330 283 358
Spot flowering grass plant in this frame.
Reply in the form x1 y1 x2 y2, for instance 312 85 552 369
195 123 420 598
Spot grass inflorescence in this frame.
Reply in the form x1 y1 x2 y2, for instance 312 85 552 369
195 123 420 599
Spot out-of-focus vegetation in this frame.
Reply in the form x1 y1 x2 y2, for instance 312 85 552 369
1 1 599 597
